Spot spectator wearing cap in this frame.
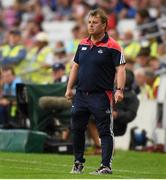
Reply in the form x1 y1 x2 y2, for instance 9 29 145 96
0 29 27 76
18 32 54 84
52 63 68 83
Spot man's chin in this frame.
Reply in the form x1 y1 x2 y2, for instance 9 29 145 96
88 30 95 35
89 32 95 36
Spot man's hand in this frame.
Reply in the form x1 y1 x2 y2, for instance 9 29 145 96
112 111 118 119
0 98 10 106
65 88 74 100
114 90 124 103
65 62 79 100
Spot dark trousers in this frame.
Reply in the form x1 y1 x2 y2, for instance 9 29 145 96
0 106 9 127
71 91 114 167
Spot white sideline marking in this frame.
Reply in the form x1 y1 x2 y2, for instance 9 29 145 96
0 157 165 177
0 165 133 179
0 162 131 179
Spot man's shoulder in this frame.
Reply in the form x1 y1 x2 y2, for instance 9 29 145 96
13 77 22 85
79 37 90 46
107 37 121 52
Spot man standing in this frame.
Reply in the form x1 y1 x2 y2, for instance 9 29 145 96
65 8 126 174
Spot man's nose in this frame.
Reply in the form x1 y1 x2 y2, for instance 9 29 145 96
90 23 93 27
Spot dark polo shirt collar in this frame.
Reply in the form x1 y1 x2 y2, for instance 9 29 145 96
88 32 109 45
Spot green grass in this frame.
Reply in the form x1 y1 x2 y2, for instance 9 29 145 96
0 150 166 179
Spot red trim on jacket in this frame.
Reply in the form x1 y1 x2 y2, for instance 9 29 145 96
80 37 121 53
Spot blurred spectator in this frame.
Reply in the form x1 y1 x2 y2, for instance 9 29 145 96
32 1 44 25
145 68 160 100
149 38 158 57
125 58 136 71
2 66 22 96
0 28 27 75
116 0 137 19
97 0 117 29
135 47 150 68
113 69 139 136
71 0 91 22
134 67 147 99
22 0 44 25
54 41 68 64
40 0 57 12
55 0 72 20
121 30 141 60
137 0 150 9
3 5 17 29
67 24 81 54
0 66 22 128
149 56 166 73
108 29 121 42
17 31 54 83
54 40 72 75
149 0 163 18
0 23 5 45
149 56 160 72
135 8 152 29
157 43 166 63
66 24 88 74
52 62 68 83
135 9 161 43
21 1 36 23
21 20 42 49
0 68 3 127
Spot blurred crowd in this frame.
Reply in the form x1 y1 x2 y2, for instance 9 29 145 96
0 0 166 148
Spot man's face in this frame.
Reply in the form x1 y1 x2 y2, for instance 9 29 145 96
88 15 106 36
136 56 148 67
52 69 64 81
8 34 21 45
2 70 14 84
135 14 143 25
135 73 146 86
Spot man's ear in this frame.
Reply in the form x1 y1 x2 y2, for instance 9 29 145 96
103 23 107 31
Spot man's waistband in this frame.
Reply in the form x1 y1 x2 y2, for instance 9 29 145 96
77 90 112 95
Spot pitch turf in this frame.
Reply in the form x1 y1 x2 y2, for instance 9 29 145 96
0 150 165 179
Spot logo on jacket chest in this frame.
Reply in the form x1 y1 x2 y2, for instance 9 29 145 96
81 47 87 50
98 49 103 54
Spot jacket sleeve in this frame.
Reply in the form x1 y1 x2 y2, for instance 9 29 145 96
1 49 27 65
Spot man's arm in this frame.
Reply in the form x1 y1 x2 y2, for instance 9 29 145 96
116 64 126 89
65 62 79 100
114 64 126 103
2 49 26 65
